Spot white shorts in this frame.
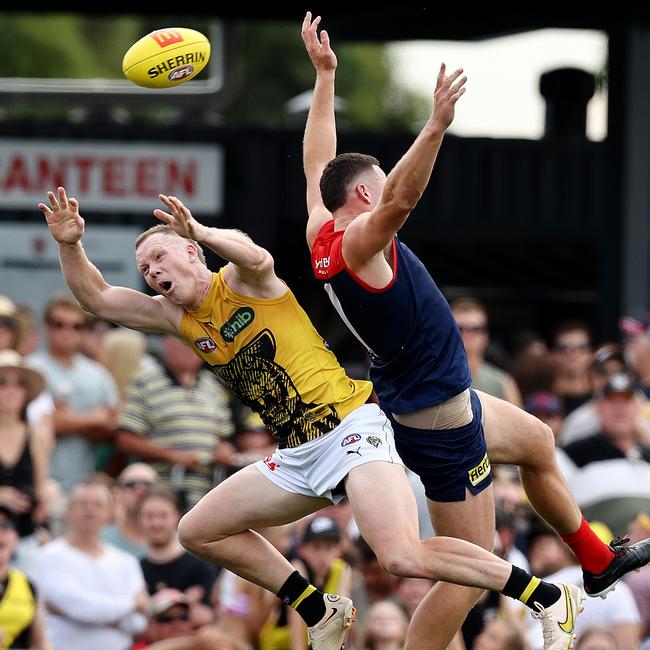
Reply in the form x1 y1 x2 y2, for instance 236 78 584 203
255 403 403 504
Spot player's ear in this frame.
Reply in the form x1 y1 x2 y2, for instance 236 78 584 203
356 183 371 204
186 242 199 262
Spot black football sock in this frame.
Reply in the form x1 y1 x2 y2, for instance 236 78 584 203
501 566 562 610
277 570 326 625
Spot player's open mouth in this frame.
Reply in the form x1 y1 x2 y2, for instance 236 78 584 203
160 281 172 292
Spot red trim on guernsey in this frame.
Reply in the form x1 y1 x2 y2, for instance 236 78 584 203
313 221 398 293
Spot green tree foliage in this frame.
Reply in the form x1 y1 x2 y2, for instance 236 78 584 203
0 14 427 130
223 22 428 130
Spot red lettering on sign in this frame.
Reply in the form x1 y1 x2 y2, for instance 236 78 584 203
103 158 127 196
72 158 94 193
135 159 158 196
166 160 196 196
3 155 31 191
35 156 67 190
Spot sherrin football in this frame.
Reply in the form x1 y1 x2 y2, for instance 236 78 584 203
122 28 211 89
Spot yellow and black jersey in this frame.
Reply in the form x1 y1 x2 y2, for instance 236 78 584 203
179 269 372 449
0 569 36 649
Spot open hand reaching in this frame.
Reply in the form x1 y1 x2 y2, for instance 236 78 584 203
38 186 85 245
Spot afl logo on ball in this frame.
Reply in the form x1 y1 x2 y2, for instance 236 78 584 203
341 433 361 447
169 65 194 81
194 336 217 353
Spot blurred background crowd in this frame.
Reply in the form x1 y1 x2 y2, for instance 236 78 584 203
3 288 650 650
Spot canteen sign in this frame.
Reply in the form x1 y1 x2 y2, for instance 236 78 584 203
0 139 223 214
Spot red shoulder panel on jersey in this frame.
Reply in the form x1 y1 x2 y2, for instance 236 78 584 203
311 220 345 279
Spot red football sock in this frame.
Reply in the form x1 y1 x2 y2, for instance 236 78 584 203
561 516 615 574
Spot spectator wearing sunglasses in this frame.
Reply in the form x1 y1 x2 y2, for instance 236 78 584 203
551 320 594 416
450 297 522 406
135 588 249 650
102 463 159 559
26 295 120 492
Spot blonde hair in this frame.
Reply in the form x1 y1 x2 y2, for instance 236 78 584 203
103 328 147 396
356 601 409 650
135 224 207 266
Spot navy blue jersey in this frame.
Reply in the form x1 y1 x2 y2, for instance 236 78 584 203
311 220 471 414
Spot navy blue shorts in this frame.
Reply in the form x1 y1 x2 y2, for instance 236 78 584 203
391 389 492 502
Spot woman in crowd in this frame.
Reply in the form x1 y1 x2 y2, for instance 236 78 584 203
0 350 51 570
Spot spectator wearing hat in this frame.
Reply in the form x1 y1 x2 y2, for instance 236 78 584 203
0 295 25 353
34 480 148 650
0 298 55 482
557 343 650 446
26 296 120 492
134 588 250 650
558 372 650 532
524 392 565 443
259 516 351 650
0 350 51 574
0 504 52 650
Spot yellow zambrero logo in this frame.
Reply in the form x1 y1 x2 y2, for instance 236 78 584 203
468 453 491 487
558 584 575 634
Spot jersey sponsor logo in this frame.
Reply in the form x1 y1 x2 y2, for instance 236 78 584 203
346 446 362 456
314 256 331 276
341 433 361 447
150 29 184 47
366 435 382 448
263 456 279 471
468 453 491 487
221 307 255 342
194 336 217 353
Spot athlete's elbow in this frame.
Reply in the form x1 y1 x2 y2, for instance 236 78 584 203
382 188 422 215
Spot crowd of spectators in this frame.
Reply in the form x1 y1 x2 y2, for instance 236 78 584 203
2 291 650 650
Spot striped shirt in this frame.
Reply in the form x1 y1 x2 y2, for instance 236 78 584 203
119 359 234 506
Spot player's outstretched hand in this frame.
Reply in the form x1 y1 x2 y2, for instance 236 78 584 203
154 194 206 241
38 186 85 245
430 63 467 131
301 11 337 73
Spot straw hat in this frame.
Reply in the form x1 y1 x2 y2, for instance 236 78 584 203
0 349 45 402
0 295 26 348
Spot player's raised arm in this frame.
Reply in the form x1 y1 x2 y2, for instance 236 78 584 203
39 187 179 334
345 64 467 261
301 11 337 249
154 194 280 292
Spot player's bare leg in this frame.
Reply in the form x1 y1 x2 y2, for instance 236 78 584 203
404 486 496 650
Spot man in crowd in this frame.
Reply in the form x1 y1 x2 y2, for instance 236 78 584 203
559 372 650 531
139 485 217 627
117 334 236 509
34 480 148 650
102 462 159 558
27 296 119 491
450 297 522 405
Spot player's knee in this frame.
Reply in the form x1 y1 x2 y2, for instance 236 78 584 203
376 547 421 577
177 511 200 553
